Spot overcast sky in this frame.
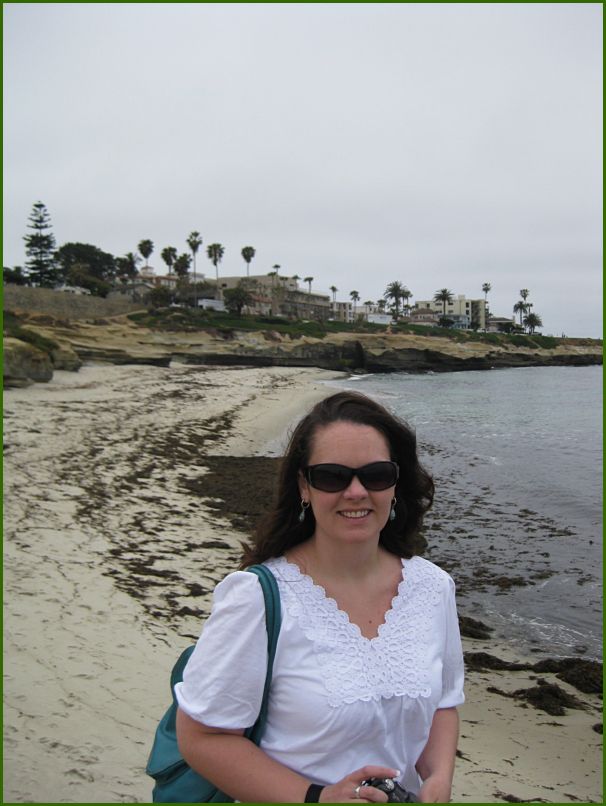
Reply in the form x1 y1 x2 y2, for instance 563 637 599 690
3 3 603 337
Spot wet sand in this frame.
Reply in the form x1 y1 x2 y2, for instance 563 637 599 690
3 363 602 803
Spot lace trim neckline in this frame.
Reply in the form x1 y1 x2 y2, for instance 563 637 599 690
265 554 444 705
272 555 407 644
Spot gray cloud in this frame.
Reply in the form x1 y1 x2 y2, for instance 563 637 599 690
3 3 602 337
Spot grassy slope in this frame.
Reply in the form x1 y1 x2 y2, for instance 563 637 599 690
127 308 601 350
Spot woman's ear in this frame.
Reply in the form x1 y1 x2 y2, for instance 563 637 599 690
298 470 310 501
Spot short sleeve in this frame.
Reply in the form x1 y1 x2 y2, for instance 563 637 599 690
438 575 465 708
174 571 268 728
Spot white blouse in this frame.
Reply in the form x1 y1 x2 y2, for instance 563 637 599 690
175 555 465 794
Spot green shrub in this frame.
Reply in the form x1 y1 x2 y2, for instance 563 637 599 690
509 334 534 347
531 335 559 349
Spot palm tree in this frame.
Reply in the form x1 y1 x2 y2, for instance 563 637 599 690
433 288 454 316
520 288 530 305
384 281 405 320
523 312 543 334
481 283 491 331
161 246 178 275
138 239 154 268
513 300 529 326
116 252 141 284
186 231 203 307
241 246 255 277
401 286 413 316
207 243 225 297
304 276 314 294
329 285 338 302
377 299 386 313
350 290 360 319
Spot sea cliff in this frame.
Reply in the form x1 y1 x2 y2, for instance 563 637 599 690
3 309 602 387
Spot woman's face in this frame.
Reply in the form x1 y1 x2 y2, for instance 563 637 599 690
299 420 396 548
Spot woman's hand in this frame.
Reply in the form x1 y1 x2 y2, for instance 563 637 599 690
319 766 400 803
418 773 452 803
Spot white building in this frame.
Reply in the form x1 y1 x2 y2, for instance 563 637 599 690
487 316 517 333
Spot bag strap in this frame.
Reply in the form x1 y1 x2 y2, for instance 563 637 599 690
244 564 281 745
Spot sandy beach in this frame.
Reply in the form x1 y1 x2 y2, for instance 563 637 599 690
3 363 602 803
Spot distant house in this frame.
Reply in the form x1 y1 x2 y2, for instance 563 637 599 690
218 275 332 321
108 281 155 303
135 266 179 290
153 274 179 290
487 316 517 333
409 307 440 326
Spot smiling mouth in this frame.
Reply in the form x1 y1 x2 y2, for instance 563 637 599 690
339 510 370 519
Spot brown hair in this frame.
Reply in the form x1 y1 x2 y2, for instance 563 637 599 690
240 390 434 567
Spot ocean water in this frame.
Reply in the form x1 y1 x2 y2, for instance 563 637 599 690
329 365 603 660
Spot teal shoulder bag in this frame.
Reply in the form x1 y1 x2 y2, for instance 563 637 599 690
146 564 281 803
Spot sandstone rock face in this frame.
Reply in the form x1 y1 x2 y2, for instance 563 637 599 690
50 345 83 372
3 312 602 380
3 338 54 387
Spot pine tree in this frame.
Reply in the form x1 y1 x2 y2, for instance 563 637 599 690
24 201 59 286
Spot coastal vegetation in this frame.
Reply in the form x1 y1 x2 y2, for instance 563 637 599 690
125 306 575 351
1 200 569 342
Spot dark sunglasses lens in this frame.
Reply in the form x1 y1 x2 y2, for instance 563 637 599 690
309 464 353 492
359 462 398 490
308 462 398 492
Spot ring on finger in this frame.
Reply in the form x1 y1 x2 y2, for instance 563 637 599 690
354 785 362 798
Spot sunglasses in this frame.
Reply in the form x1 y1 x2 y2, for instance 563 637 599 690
304 461 399 493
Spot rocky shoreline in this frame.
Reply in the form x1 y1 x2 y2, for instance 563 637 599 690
3 309 602 387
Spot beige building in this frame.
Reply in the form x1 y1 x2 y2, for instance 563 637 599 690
409 307 440 326
136 265 179 290
330 300 354 323
413 295 487 329
219 275 332 320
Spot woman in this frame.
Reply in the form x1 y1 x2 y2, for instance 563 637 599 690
175 391 464 803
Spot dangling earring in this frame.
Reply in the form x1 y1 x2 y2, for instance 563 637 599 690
299 499 310 523
389 497 397 521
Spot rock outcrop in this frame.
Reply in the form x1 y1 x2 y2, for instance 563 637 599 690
3 312 602 386
3 337 54 387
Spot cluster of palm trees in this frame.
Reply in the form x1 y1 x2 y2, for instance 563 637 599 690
382 281 414 319
374 282 544 334
130 236 256 301
513 289 543 334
